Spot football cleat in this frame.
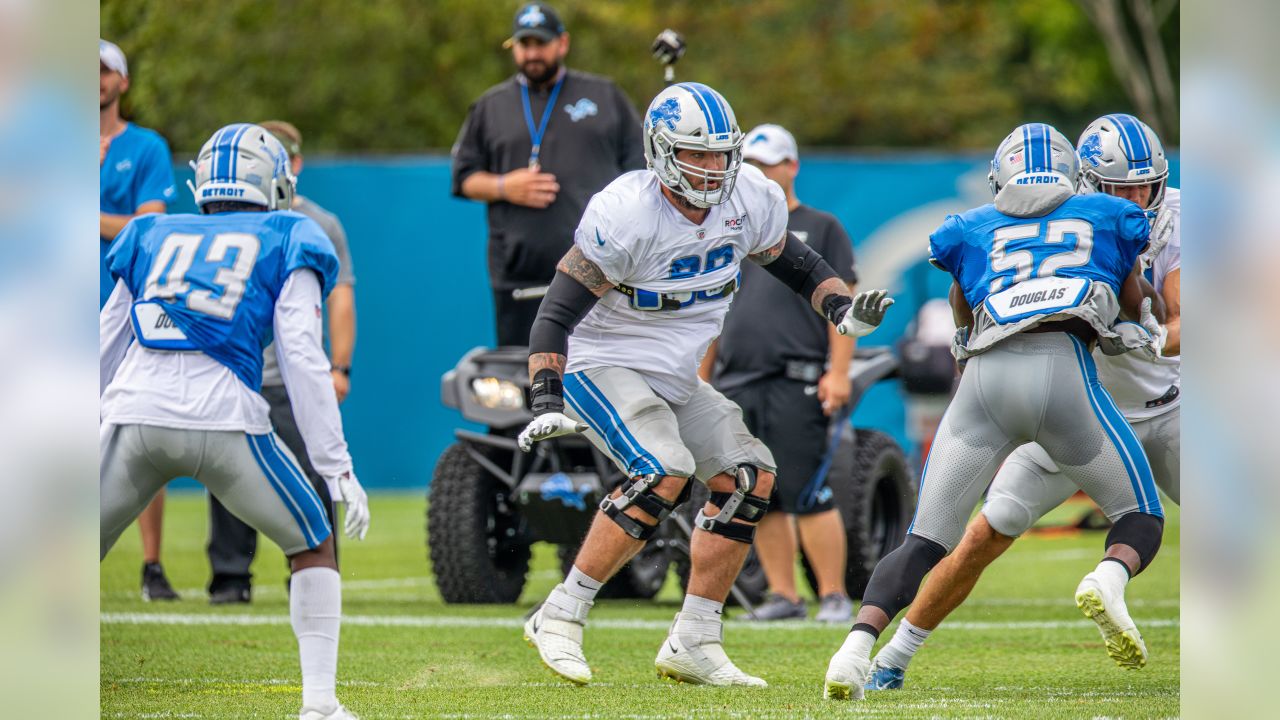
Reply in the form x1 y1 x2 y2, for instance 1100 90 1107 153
654 612 766 687
299 703 359 720
1075 570 1148 669
824 633 872 700
523 585 593 685
864 659 906 690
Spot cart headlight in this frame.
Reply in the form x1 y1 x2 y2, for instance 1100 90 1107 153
470 377 525 410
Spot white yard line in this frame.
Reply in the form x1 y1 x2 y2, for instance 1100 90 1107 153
102 611 1178 632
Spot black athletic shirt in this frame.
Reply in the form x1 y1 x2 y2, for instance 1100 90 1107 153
714 204 859 391
451 69 644 290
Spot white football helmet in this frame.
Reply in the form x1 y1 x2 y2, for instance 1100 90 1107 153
1076 113 1168 215
189 123 295 212
643 82 743 208
987 122 1079 196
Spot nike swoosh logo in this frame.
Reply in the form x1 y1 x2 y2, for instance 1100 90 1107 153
595 228 605 246
576 580 594 589
532 617 541 634
668 640 678 654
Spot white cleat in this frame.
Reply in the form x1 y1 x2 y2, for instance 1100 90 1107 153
299 703 359 720
654 612 766 687
1075 570 1148 669
523 585 593 685
824 633 872 700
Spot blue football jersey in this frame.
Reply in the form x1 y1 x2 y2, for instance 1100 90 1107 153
107 210 338 391
930 193 1149 312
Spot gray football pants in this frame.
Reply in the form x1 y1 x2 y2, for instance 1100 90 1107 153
101 424 333 560
909 333 1162 552
207 384 337 587
983 405 1180 537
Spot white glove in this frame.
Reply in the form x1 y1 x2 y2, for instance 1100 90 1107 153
1138 297 1168 355
334 471 370 540
1141 204 1176 268
517 412 589 452
837 289 894 337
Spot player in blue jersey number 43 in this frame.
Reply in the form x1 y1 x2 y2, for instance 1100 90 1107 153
100 123 370 720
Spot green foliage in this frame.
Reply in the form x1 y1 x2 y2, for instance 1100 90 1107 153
101 0 1176 153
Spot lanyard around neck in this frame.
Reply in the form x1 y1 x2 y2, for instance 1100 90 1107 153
520 73 565 169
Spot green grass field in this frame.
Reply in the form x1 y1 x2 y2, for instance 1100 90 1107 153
101 492 1179 719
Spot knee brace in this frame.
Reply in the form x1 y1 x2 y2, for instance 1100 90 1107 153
694 466 771 544
600 474 691 541
1105 512 1164 575
860 534 948 618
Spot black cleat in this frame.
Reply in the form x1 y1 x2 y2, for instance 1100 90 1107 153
141 562 180 602
208 585 252 605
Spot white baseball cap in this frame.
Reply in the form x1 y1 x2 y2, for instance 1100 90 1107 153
742 124 798 165
100 39 128 77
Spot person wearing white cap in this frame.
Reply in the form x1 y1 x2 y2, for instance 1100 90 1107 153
700 123 860 623
100 38 179 602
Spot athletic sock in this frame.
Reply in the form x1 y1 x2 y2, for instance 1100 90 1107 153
564 565 603 603
290 566 342 712
876 619 932 670
681 593 725 619
1096 557 1132 591
839 628 877 660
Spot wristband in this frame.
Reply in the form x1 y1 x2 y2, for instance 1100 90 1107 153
496 173 505 201
822 294 853 326
332 364 352 378
529 368 564 415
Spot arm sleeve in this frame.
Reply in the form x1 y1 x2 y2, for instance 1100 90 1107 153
100 280 135 395
820 216 859 284
574 194 636 284
450 101 489 198
614 83 646 171
274 269 353 479
134 136 177 208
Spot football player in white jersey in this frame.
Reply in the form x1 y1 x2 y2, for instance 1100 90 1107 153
515 82 893 687
863 114 1180 691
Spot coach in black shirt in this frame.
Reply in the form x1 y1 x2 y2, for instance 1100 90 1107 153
701 124 860 623
451 3 644 345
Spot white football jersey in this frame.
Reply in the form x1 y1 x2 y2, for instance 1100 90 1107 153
1096 187 1181 420
566 165 788 404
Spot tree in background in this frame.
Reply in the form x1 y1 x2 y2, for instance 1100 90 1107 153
101 0 1177 153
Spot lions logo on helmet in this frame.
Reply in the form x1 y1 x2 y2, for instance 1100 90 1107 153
987 122 1079 196
643 82 743 208
1075 114 1168 214
188 123 296 212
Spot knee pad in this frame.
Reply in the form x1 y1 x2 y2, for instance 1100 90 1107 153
600 474 691 541
694 466 770 544
981 494 1035 538
860 534 948 618
1105 512 1164 574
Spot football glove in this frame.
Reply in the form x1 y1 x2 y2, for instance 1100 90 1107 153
334 471 370 540
1141 204 1176 268
518 413 589 452
1138 297 1168 354
837 289 894 337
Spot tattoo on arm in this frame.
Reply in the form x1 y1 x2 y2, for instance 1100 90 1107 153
748 233 787 266
557 246 614 297
528 352 566 384
809 277 850 315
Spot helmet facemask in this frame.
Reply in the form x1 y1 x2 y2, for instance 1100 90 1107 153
649 131 742 208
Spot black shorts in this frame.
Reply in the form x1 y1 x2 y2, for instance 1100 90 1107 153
725 377 836 515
